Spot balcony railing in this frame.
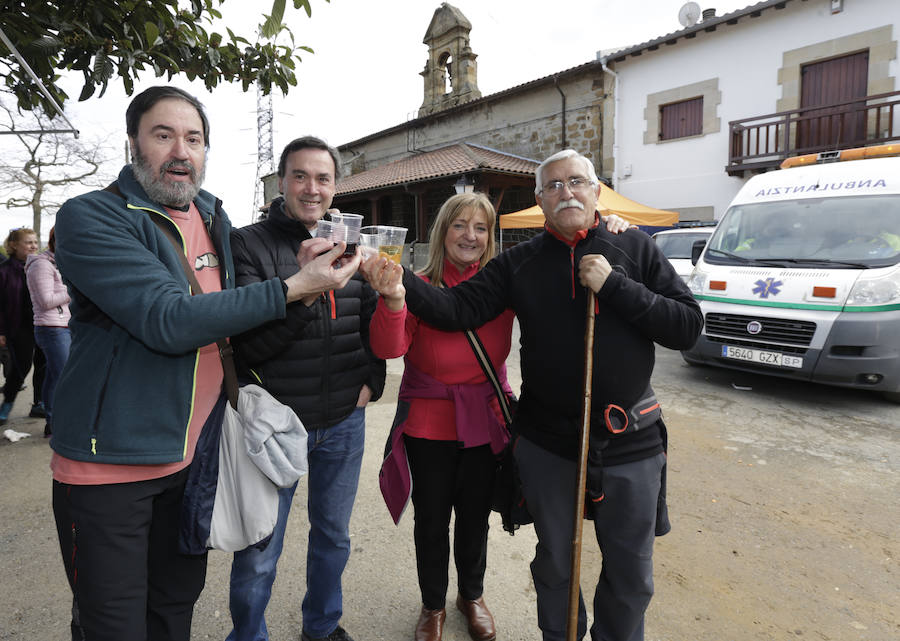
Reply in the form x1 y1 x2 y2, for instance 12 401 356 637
727 90 900 175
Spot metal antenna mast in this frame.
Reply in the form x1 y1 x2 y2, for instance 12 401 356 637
253 82 275 221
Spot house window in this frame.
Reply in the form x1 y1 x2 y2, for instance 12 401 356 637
660 97 703 140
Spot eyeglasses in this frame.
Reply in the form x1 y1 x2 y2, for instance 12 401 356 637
540 177 594 195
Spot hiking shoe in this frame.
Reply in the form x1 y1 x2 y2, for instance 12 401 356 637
29 402 47 418
0 401 12 424
300 625 355 641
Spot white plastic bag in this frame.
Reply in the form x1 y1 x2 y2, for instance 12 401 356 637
240 384 308 488
207 385 307 552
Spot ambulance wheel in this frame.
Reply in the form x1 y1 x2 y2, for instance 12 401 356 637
883 391 900 404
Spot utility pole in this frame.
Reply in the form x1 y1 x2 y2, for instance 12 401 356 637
253 82 274 221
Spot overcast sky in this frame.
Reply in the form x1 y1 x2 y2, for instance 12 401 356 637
4 0 751 232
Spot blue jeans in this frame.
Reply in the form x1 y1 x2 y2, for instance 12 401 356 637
33 326 71 420
227 407 366 641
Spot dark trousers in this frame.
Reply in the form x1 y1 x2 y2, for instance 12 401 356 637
515 436 664 641
3 328 44 405
405 436 497 610
52 468 208 641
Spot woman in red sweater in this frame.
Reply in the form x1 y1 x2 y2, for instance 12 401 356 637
369 192 511 641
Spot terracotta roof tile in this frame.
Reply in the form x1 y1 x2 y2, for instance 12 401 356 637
336 143 538 196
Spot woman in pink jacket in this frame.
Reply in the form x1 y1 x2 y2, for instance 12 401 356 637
25 227 71 437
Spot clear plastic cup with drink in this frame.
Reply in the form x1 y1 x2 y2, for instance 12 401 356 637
329 212 363 257
377 226 407 264
314 220 351 266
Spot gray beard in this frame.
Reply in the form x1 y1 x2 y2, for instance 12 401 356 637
132 147 206 208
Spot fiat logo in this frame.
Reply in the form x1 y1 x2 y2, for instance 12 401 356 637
746 321 763 335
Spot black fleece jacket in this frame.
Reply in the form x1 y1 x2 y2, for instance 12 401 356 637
230 198 386 431
403 220 702 464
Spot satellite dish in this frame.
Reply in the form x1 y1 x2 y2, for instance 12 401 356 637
678 2 702 27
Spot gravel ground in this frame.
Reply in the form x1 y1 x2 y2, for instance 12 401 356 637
2 337 897 640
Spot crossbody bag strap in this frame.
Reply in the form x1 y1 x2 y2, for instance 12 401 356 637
147 212 240 410
440 280 513 426
463 328 514 426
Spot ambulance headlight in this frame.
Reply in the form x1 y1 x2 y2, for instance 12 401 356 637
687 269 708 296
846 267 900 307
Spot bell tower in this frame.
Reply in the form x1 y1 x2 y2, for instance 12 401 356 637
418 3 482 117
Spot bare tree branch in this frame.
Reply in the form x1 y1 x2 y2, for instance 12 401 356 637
1 96 113 240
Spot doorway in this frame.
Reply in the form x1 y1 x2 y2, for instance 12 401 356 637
798 50 869 151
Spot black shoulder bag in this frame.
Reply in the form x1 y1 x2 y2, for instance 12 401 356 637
460 324 531 535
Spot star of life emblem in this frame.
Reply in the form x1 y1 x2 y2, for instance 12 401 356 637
752 278 782 298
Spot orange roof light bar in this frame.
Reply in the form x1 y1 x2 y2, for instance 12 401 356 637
781 144 900 169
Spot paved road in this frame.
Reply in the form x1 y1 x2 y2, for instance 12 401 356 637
2 327 897 640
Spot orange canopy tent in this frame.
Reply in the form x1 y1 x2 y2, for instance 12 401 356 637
499 186 678 229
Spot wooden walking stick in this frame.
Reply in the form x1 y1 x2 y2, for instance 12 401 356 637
566 290 596 641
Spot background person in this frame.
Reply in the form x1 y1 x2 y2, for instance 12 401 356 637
0 227 46 425
367 149 702 641
227 135 386 641
25 226 70 437
50 86 357 641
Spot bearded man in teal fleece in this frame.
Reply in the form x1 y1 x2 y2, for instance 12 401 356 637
49 85 360 641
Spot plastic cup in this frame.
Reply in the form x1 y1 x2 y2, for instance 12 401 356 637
377 225 407 264
316 212 362 256
330 212 363 256
314 219 341 241
315 219 358 257
330 212 363 232
359 226 383 260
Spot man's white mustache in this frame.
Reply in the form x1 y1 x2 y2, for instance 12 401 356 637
554 199 584 213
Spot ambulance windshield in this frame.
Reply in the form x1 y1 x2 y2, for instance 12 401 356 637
705 195 900 267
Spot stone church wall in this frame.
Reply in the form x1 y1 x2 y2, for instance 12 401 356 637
340 70 613 181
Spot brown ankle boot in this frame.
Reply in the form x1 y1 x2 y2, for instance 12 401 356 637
455 594 496 641
414 606 446 641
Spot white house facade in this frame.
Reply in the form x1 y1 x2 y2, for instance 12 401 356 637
602 0 899 221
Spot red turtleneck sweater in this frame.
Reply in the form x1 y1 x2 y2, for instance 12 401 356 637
369 259 515 441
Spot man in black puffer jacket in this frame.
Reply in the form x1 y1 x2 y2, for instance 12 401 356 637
226 136 386 641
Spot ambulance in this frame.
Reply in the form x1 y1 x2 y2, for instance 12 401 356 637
682 144 900 402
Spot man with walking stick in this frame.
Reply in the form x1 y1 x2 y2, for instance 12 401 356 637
363 149 702 641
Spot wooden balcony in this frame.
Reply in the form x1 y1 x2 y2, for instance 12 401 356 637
727 90 900 175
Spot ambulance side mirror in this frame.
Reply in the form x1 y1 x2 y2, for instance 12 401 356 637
691 239 707 265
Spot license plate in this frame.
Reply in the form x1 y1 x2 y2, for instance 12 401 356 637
721 345 803 368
